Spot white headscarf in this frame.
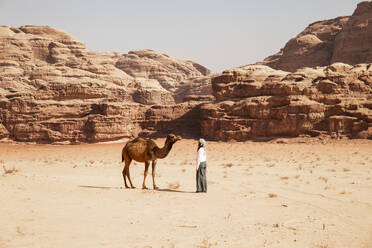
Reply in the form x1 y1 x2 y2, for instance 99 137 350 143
199 138 206 147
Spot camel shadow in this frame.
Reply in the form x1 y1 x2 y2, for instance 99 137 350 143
79 185 195 193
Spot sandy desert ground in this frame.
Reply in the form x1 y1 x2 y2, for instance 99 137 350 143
0 138 372 248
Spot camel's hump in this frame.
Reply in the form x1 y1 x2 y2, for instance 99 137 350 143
128 137 156 147
131 137 145 142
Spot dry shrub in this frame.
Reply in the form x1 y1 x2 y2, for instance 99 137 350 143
181 168 186 173
168 182 180 189
280 176 289 180
318 176 328 183
268 193 277 198
181 160 188 165
343 168 351 172
3 165 19 175
198 236 214 248
221 163 234 168
316 244 329 248
16 226 25 236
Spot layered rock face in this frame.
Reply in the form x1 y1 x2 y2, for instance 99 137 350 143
115 49 210 92
1 1 371 144
201 63 372 140
0 25 211 143
261 1 372 72
332 1 372 65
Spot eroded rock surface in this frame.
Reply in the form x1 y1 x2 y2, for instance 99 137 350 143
0 25 211 143
201 63 372 140
261 1 372 72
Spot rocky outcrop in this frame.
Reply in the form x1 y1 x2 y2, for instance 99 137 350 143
261 1 372 72
201 63 372 140
115 49 210 92
1 1 372 144
332 1 372 65
0 25 212 143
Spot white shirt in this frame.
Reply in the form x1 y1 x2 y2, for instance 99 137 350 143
196 147 206 169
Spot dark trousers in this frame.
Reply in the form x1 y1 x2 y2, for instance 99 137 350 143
196 162 207 192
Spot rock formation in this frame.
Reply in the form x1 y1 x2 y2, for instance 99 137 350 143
261 1 372 72
0 25 211 143
1 2 371 144
201 63 371 140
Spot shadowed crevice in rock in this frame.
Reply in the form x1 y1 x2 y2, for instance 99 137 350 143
138 103 203 139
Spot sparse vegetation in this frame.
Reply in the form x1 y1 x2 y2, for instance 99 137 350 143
221 163 234 168
316 243 329 248
197 236 215 248
318 176 328 183
268 193 277 198
181 160 188 165
2 165 19 175
168 182 180 189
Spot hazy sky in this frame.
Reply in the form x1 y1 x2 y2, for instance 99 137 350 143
0 0 362 72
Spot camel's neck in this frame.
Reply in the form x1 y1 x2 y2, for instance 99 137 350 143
154 139 173 159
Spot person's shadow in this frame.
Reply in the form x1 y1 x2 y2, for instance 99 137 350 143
155 188 195 193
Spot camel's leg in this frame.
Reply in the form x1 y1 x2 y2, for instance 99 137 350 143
142 161 150 190
124 159 135 189
151 160 159 190
122 167 129 188
122 158 131 189
125 164 136 189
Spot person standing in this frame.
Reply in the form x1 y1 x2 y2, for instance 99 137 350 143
196 138 207 193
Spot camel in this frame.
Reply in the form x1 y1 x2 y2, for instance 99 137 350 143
121 134 181 189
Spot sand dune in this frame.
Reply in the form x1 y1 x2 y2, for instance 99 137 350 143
1 139 372 247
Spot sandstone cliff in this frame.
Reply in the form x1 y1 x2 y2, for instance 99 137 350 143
1 1 371 144
261 1 372 72
0 25 211 143
201 63 372 140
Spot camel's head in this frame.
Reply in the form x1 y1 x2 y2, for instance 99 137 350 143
167 133 182 143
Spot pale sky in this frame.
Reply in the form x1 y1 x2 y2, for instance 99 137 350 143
0 0 362 72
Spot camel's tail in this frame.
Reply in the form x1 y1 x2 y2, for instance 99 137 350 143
121 144 128 162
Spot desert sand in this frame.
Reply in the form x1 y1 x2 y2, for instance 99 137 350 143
1 139 372 248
